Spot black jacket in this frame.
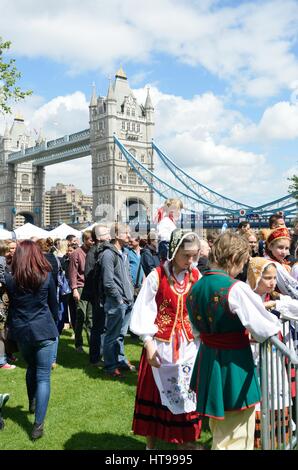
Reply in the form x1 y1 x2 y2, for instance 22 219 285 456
5 272 59 342
141 244 160 277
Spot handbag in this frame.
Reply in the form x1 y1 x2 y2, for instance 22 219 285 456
57 268 71 297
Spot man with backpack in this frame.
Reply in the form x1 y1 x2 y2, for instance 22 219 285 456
82 224 111 366
100 222 135 378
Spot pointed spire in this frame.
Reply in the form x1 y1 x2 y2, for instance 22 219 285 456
90 82 97 107
107 78 116 101
36 128 45 144
115 66 127 80
14 111 24 122
144 87 154 109
4 123 10 139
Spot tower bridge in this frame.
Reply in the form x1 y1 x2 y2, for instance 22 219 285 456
0 67 296 230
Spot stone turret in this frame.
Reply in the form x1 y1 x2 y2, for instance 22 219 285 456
90 67 155 224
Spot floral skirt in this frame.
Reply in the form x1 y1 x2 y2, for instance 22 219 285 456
132 348 202 444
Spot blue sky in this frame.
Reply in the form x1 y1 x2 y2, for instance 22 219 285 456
0 0 297 207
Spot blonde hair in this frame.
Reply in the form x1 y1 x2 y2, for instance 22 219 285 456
243 230 258 241
164 198 183 212
55 239 69 257
209 231 250 272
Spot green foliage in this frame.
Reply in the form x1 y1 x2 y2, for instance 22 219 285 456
0 330 211 450
288 174 298 198
0 37 32 114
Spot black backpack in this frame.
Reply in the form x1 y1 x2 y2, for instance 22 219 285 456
92 245 118 304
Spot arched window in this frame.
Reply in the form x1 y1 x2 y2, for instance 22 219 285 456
22 174 29 185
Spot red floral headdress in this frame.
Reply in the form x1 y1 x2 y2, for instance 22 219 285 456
266 226 290 246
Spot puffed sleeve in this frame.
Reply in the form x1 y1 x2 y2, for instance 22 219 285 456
275 262 298 299
228 281 281 343
129 269 159 341
276 295 298 321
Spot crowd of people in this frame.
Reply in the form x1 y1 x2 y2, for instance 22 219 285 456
0 200 298 450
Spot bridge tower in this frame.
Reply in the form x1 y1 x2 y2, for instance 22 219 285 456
89 67 154 226
0 115 44 229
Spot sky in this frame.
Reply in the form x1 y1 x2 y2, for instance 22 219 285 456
0 0 297 207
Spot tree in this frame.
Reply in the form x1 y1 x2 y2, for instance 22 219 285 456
288 174 298 201
0 36 32 114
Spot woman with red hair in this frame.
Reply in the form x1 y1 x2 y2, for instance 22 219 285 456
4 240 58 440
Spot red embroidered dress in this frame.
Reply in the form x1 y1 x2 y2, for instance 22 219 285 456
132 264 202 444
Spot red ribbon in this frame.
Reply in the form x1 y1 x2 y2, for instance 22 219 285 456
200 331 250 350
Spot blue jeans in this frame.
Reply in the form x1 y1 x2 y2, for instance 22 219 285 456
0 328 7 366
18 337 56 425
52 336 59 364
103 297 132 373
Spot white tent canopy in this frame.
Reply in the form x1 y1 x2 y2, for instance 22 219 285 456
81 223 97 232
0 229 13 240
48 223 82 240
14 223 49 240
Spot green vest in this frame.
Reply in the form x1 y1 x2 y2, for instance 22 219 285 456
187 269 260 418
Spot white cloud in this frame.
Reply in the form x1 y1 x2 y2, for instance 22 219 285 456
228 101 298 144
29 91 89 139
1 0 298 97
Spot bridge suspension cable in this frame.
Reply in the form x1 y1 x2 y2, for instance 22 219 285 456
152 141 253 212
152 141 297 218
114 136 239 215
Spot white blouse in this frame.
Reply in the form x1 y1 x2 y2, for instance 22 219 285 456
156 216 176 242
130 271 281 344
291 263 298 282
264 256 298 300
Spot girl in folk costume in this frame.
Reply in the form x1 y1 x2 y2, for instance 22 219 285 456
265 227 298 300
247 257 298 448
130 229 202 450
156 199 183 261
187 232 281 450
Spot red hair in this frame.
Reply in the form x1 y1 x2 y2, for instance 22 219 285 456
11 240 52 291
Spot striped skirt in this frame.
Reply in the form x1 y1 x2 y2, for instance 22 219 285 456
254 408 290 449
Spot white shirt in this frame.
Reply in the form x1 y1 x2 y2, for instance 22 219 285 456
156 216 176 242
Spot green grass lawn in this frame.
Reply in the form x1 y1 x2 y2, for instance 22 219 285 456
0 330 211 450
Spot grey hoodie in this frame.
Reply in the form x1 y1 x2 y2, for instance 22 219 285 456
101 243 134 304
